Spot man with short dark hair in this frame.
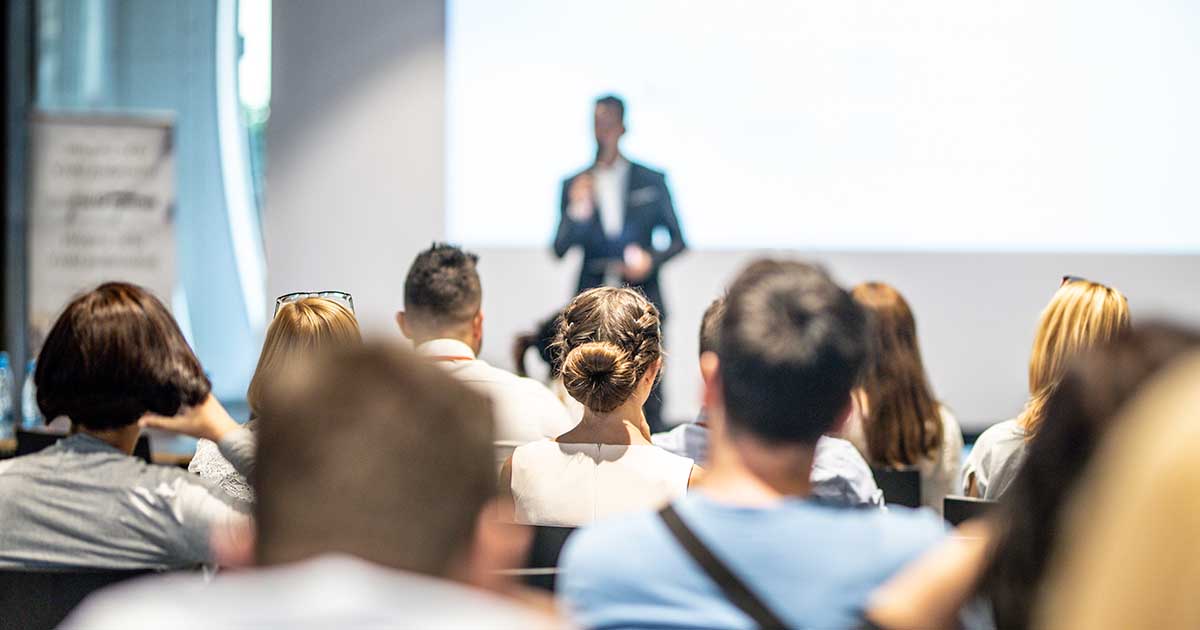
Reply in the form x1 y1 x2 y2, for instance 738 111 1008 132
554 95 686 432
398 243 574 467
561 260 945 630
66 344 561 628
652 295 882 507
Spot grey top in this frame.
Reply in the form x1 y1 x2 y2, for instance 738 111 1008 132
0 429 255 569
961 418 1028 499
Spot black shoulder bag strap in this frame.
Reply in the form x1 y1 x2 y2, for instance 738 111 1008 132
658 505 789 630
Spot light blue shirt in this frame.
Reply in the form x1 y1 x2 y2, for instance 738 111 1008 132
560 492 945 630
652 421 884 507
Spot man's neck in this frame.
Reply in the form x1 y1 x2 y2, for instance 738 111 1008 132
596 149 623 169
414 333 477 357
698 430 815 507
79 423 142 454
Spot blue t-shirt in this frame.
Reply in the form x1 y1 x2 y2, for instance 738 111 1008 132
559 493 946 630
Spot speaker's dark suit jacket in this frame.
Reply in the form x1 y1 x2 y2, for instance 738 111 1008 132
553 161 686 319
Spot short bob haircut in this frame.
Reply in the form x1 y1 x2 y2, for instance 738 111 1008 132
36 282 211 430
246 297 361 419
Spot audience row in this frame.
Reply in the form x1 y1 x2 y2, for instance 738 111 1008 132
0 243 1191 630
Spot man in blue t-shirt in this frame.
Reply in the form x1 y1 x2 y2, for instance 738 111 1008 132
559 260 946 630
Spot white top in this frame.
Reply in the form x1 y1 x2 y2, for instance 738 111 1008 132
592 156 629 238
920 408 963 514
418 339 576 468
63 554 563 630
651 421 711 463
961 418 1028 499
189 426 256 503
511 439 694 526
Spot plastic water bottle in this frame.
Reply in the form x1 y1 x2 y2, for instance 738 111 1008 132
0 352 13 438
21 359 43 429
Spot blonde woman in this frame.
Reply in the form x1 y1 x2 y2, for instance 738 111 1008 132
189 294 361 501
962 277 1129 498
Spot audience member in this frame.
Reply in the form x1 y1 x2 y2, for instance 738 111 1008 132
963 277 1129 498
190 294 361 502
399 243 575 468
1033 349 1200 630
0 282 251 569
559 260 945 629
65 343 561 628
502 286 701 526
842 282 962 513
654 295 883 506
865 323 1200 629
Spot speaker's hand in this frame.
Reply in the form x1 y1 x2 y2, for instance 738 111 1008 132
567 173 595 222
622 244 653 283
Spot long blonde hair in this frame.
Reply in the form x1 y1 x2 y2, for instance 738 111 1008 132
1019 280 1129 434
247 298 362 418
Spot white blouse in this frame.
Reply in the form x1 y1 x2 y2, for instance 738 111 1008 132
510 440 693 526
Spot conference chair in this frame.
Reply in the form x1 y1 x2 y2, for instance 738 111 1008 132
523 525 576 592
943 496 997 527
16 429 153 464
0 568 155 630
870 466 922 508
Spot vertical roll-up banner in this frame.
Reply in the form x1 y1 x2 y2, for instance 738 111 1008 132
26 112 177 348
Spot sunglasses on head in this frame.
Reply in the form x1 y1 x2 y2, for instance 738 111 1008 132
274 291 355 317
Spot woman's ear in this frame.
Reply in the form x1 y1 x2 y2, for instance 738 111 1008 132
643 357 663 388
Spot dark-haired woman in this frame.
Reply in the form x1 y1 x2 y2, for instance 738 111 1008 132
842 283 962 514
0 283 251 569
501 287 701 526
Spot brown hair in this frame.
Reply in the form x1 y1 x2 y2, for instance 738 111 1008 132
698 295 726 356
1020 280 1130 435
35 282 210 430
255 342 495 576
553 287 662 412
246 297 361 419
853 283 943 467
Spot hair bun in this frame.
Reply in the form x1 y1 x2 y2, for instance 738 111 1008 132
560 341 638 412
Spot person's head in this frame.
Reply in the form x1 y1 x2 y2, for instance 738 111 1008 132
594 94 626 161
852 282 942 467
1032 348 1200 630
247 297 362 419
398 243 484 354
983 322 1200 630
1020 278 1130 434
707 259 868 445
553 287 662 414
698 295 726 358
254 342 501 579
35 282 210 432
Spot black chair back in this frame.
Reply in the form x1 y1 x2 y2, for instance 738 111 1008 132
871 466 922 508
524 525 576 592
943 496 997 526
0 568 154 630
16 430 153 464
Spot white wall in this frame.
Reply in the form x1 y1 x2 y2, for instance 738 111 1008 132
267 0 445 337
269 1 1200 432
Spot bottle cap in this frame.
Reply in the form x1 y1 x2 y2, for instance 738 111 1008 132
0 351 8 369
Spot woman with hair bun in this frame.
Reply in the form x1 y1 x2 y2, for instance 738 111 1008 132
501 287 700 526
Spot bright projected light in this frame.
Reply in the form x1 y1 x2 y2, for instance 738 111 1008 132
447 0 1200 252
